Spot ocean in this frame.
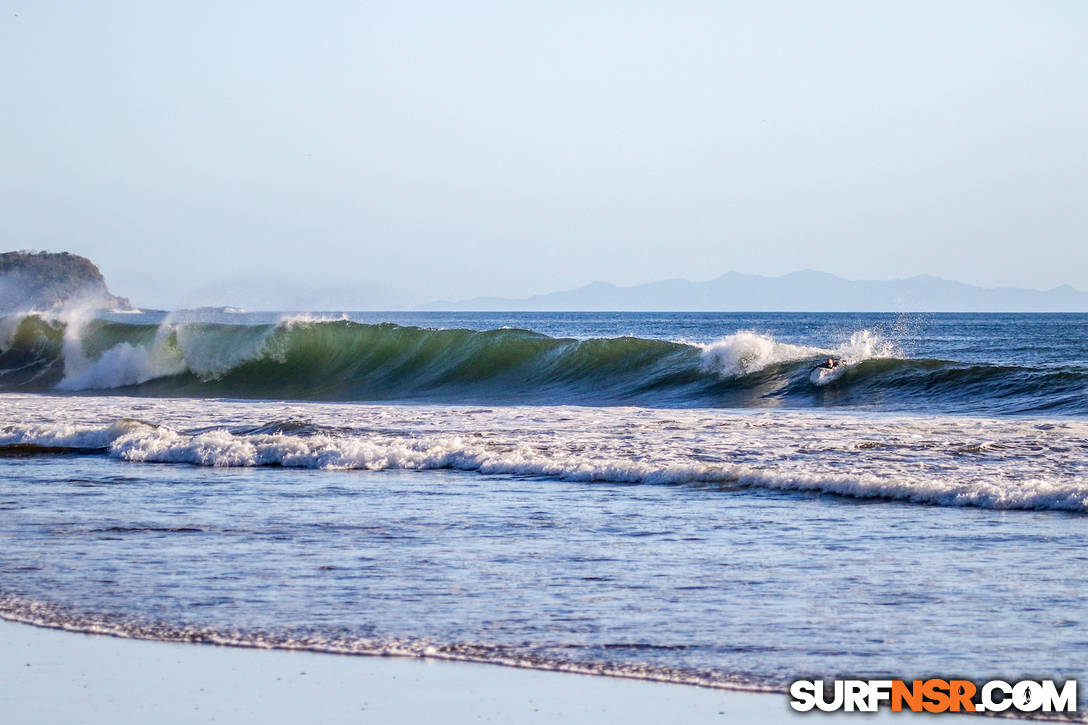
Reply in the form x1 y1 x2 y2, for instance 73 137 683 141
0 311 1085 704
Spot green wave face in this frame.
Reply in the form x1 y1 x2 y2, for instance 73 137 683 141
0 315 1084 415
175 321 706 402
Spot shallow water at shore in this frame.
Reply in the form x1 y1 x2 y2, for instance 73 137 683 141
1 395 1085 701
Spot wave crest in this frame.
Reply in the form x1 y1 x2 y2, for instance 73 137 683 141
0 314 1083 414
698 331 818 377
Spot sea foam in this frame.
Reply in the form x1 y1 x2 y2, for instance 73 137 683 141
1 395 1085 512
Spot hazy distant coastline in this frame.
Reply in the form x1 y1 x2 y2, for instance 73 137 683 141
0 251 131 312
424 270 1088 313
4 251 1087 313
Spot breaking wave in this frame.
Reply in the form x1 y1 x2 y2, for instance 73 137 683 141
0 314 1084 414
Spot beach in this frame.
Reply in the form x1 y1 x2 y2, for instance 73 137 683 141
5 0 1087 718
2 619 980 723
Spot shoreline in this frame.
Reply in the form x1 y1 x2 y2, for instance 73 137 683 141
0 604 772 693
0 618 983 724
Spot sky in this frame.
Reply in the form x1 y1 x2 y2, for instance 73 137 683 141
2 1 1086 309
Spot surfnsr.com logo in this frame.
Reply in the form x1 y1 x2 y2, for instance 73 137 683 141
789 679 1077 714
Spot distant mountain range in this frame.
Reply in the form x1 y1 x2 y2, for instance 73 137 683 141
424 270 1088 312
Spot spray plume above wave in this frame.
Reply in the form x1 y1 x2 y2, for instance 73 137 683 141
0 312 1084 415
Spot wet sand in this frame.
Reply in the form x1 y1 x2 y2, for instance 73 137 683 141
0 619 977 724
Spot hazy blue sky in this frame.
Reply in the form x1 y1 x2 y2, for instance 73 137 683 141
2 1 1085 309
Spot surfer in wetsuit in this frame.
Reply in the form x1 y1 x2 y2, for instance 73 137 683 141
817 357 838 370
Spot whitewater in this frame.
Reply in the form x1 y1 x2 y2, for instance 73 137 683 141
1 396 1085 511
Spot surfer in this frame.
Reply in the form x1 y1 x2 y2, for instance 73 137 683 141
817 357 839 370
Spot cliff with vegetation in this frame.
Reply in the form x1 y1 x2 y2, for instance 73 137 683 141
0 251 132 312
